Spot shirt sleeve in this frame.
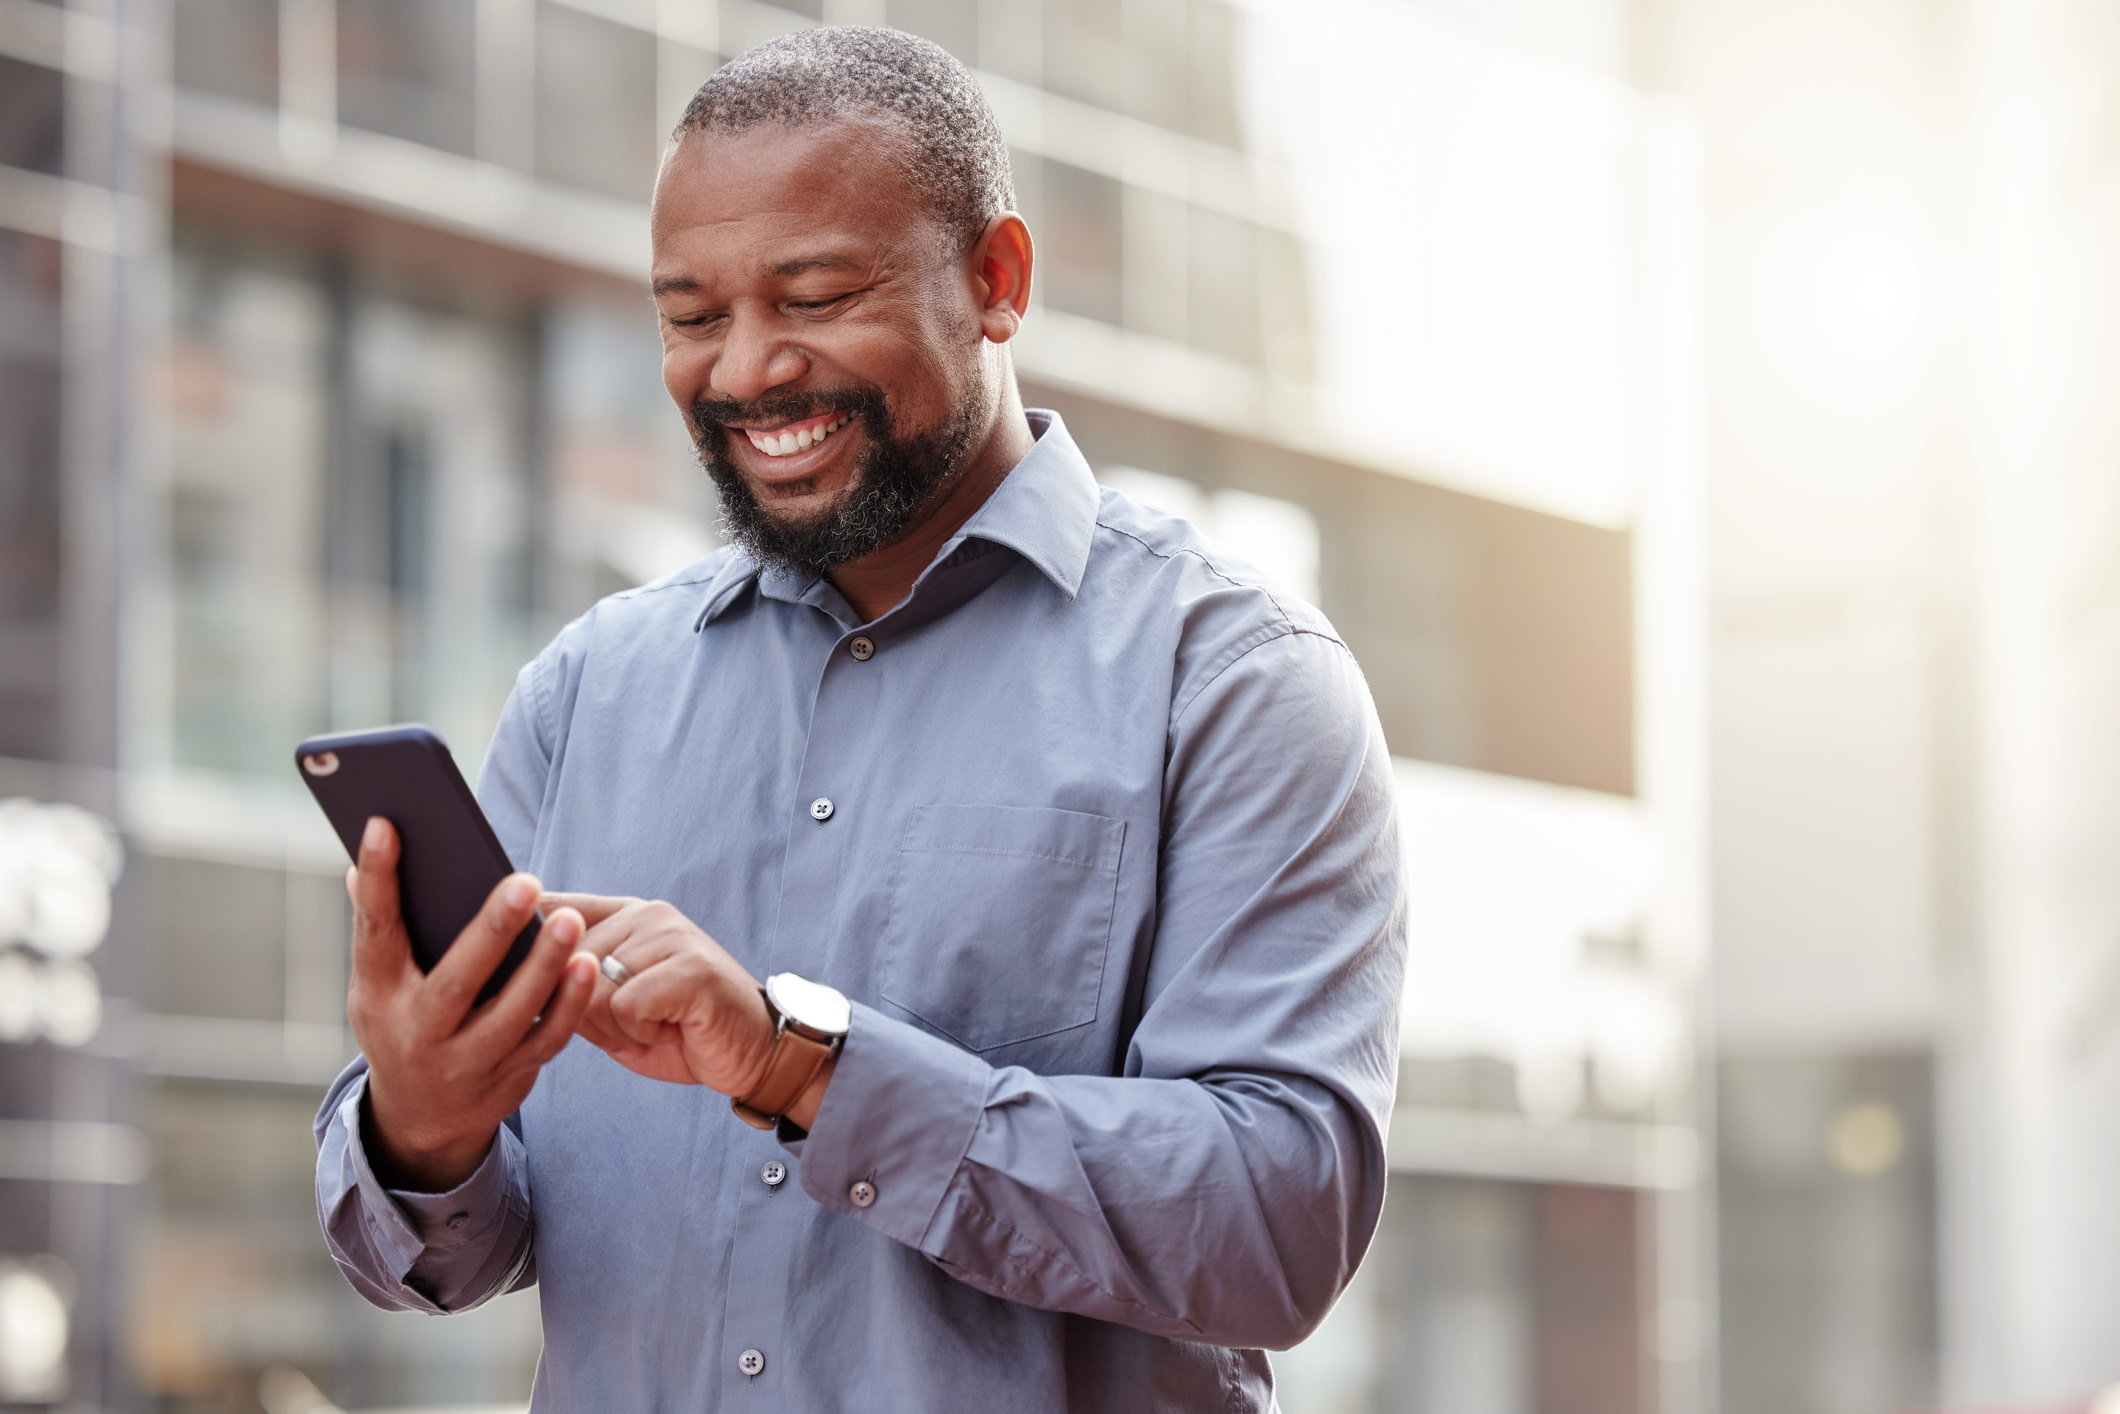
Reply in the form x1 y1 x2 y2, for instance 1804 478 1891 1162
790 627 1406 1350
313 1058 537 1313
481 645 562 870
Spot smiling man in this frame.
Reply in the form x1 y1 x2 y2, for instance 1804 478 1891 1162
315 27 1405 1413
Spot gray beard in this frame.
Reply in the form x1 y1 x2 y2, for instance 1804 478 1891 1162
692 385 977 580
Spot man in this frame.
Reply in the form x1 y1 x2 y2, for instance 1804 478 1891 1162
316 27 1404 1412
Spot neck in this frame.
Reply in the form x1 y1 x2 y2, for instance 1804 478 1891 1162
827 382 1034 622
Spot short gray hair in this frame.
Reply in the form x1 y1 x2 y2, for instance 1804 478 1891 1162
676 28 1016 250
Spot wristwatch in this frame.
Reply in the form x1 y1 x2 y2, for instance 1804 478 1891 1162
731 972 851 1130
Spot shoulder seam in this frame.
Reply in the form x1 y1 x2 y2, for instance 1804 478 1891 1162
1170 626 1355 730
1093 515 1300 633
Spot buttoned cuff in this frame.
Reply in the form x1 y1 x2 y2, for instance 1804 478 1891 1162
385 1133 519 1249
340 1075 517 1264
791 1001 990 1253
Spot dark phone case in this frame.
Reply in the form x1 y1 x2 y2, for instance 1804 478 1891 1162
294 724 537 1004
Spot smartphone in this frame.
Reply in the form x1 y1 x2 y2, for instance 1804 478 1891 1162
295 724 537 1004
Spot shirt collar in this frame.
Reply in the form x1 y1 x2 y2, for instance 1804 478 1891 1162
694 409 1099 630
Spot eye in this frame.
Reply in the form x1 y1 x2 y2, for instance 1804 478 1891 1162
790 284 876 315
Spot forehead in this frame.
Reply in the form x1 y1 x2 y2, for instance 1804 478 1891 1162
650 116 938 284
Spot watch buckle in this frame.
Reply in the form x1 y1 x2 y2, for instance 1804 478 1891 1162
730 1097 778 1130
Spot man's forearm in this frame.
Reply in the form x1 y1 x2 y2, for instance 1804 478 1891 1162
316 1059 536 1315
792 1004 1392 1350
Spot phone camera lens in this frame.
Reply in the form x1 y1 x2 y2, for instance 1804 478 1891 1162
302 752 341 777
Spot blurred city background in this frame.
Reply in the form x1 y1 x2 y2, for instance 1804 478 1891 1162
0 0 2115 1410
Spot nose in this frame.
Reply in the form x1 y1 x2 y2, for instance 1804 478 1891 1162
712 309 809 403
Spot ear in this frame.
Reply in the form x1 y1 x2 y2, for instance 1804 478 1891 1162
968 212 1034 344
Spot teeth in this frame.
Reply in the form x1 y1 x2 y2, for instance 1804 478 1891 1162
747 414 851 457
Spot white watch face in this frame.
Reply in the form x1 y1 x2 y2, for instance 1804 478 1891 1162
766 972 851 1037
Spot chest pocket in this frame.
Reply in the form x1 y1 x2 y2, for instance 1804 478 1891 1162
879 803 1126 1052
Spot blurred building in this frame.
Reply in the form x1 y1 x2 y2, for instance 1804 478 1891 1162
0 1 1704 1411
1663 0 1961 1406
1670 0 2120 1411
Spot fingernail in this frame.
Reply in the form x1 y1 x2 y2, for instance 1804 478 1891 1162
570 948 596 972
551 912 580 944
506 876 537 909
363 817 385 851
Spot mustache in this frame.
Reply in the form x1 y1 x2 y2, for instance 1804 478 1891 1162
688 385 886 434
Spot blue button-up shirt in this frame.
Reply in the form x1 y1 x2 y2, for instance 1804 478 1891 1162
315 410 1405 1412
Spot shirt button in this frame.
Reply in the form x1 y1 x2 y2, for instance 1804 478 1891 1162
809 797 834 822
761 1160 787 1189
849 1179 877 1208
849 635 875 661
445 1212 469 1231
738 1348 766 1377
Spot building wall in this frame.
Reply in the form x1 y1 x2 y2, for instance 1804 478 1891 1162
1662 0 1969 1409
1680 0 2120 1409
1951 0 2120 1401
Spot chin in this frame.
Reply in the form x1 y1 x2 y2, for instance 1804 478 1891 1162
753 479 853 522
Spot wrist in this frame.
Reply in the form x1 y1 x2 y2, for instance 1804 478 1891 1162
730 973 849 1131
782 1054 837 1132
360 1082 493 1194
729 983 780 1098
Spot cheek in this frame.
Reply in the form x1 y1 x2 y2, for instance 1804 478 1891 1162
846 315 973 419
903 288 991 398
662 341 708 407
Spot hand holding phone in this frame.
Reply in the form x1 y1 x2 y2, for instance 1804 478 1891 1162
342 816 597 1191
296 725 598 1191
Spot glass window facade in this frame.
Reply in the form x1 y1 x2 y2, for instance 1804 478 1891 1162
0 55 64 175
1038 0 1246 144
535 1 663 201
1187 204 1260 366
541 296 720 610
1718 1055 1938 1414
166 249 334 778
1184 0 1245 148
135 1075 543 1409
164 239 558 782
1025 154 1126 327
171 0 282 109
337 0 479 156
332 291 540 763
0 230 63 760
1042 0 1125 117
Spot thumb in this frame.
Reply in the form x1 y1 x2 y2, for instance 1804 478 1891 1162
349 817 417 987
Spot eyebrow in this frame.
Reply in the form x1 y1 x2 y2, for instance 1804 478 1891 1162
651 252 863 298
770 252 863 276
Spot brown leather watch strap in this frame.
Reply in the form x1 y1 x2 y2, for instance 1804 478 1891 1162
731 1022 836 1130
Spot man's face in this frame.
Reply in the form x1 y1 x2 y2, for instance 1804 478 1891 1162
650 117 993 576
